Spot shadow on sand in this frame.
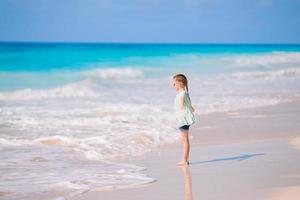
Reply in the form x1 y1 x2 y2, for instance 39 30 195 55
190 153 265 165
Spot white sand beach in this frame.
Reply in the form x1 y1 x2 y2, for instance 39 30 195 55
69 101 300 200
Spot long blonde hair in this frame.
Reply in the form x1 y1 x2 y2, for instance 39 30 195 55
173 73 189 93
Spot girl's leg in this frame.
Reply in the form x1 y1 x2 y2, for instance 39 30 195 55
177 130 190 165
182 130 190 163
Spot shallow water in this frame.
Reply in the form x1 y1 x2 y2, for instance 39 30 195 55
1 42 300 199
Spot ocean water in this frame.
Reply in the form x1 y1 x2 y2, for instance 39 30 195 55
1 42 300 199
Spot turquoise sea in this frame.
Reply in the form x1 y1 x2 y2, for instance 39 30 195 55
1 42 300 90
1 42 300 199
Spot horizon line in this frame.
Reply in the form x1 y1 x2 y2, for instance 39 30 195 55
1 40 300 45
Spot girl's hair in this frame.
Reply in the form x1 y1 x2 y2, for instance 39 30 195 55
173 74 189 93
173 74 192 103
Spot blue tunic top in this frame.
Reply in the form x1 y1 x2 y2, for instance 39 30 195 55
174 90 196 127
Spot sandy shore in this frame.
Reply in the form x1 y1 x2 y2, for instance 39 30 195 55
71 101 300 200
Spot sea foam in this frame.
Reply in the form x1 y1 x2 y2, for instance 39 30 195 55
200 52 300 69
1 49 300 199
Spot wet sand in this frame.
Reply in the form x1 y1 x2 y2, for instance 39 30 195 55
71 101 300 200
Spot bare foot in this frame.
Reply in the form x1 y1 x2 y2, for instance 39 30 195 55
176 161 189 166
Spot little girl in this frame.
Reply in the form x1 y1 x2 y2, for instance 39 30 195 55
173 74 196 166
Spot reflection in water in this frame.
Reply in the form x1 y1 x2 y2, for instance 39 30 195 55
178 165 193 200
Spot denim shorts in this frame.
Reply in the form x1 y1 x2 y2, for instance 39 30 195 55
178 125 190 132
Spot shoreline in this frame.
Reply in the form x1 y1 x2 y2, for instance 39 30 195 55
71 100 300 200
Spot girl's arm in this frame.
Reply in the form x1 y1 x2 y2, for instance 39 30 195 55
191 105 195 113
